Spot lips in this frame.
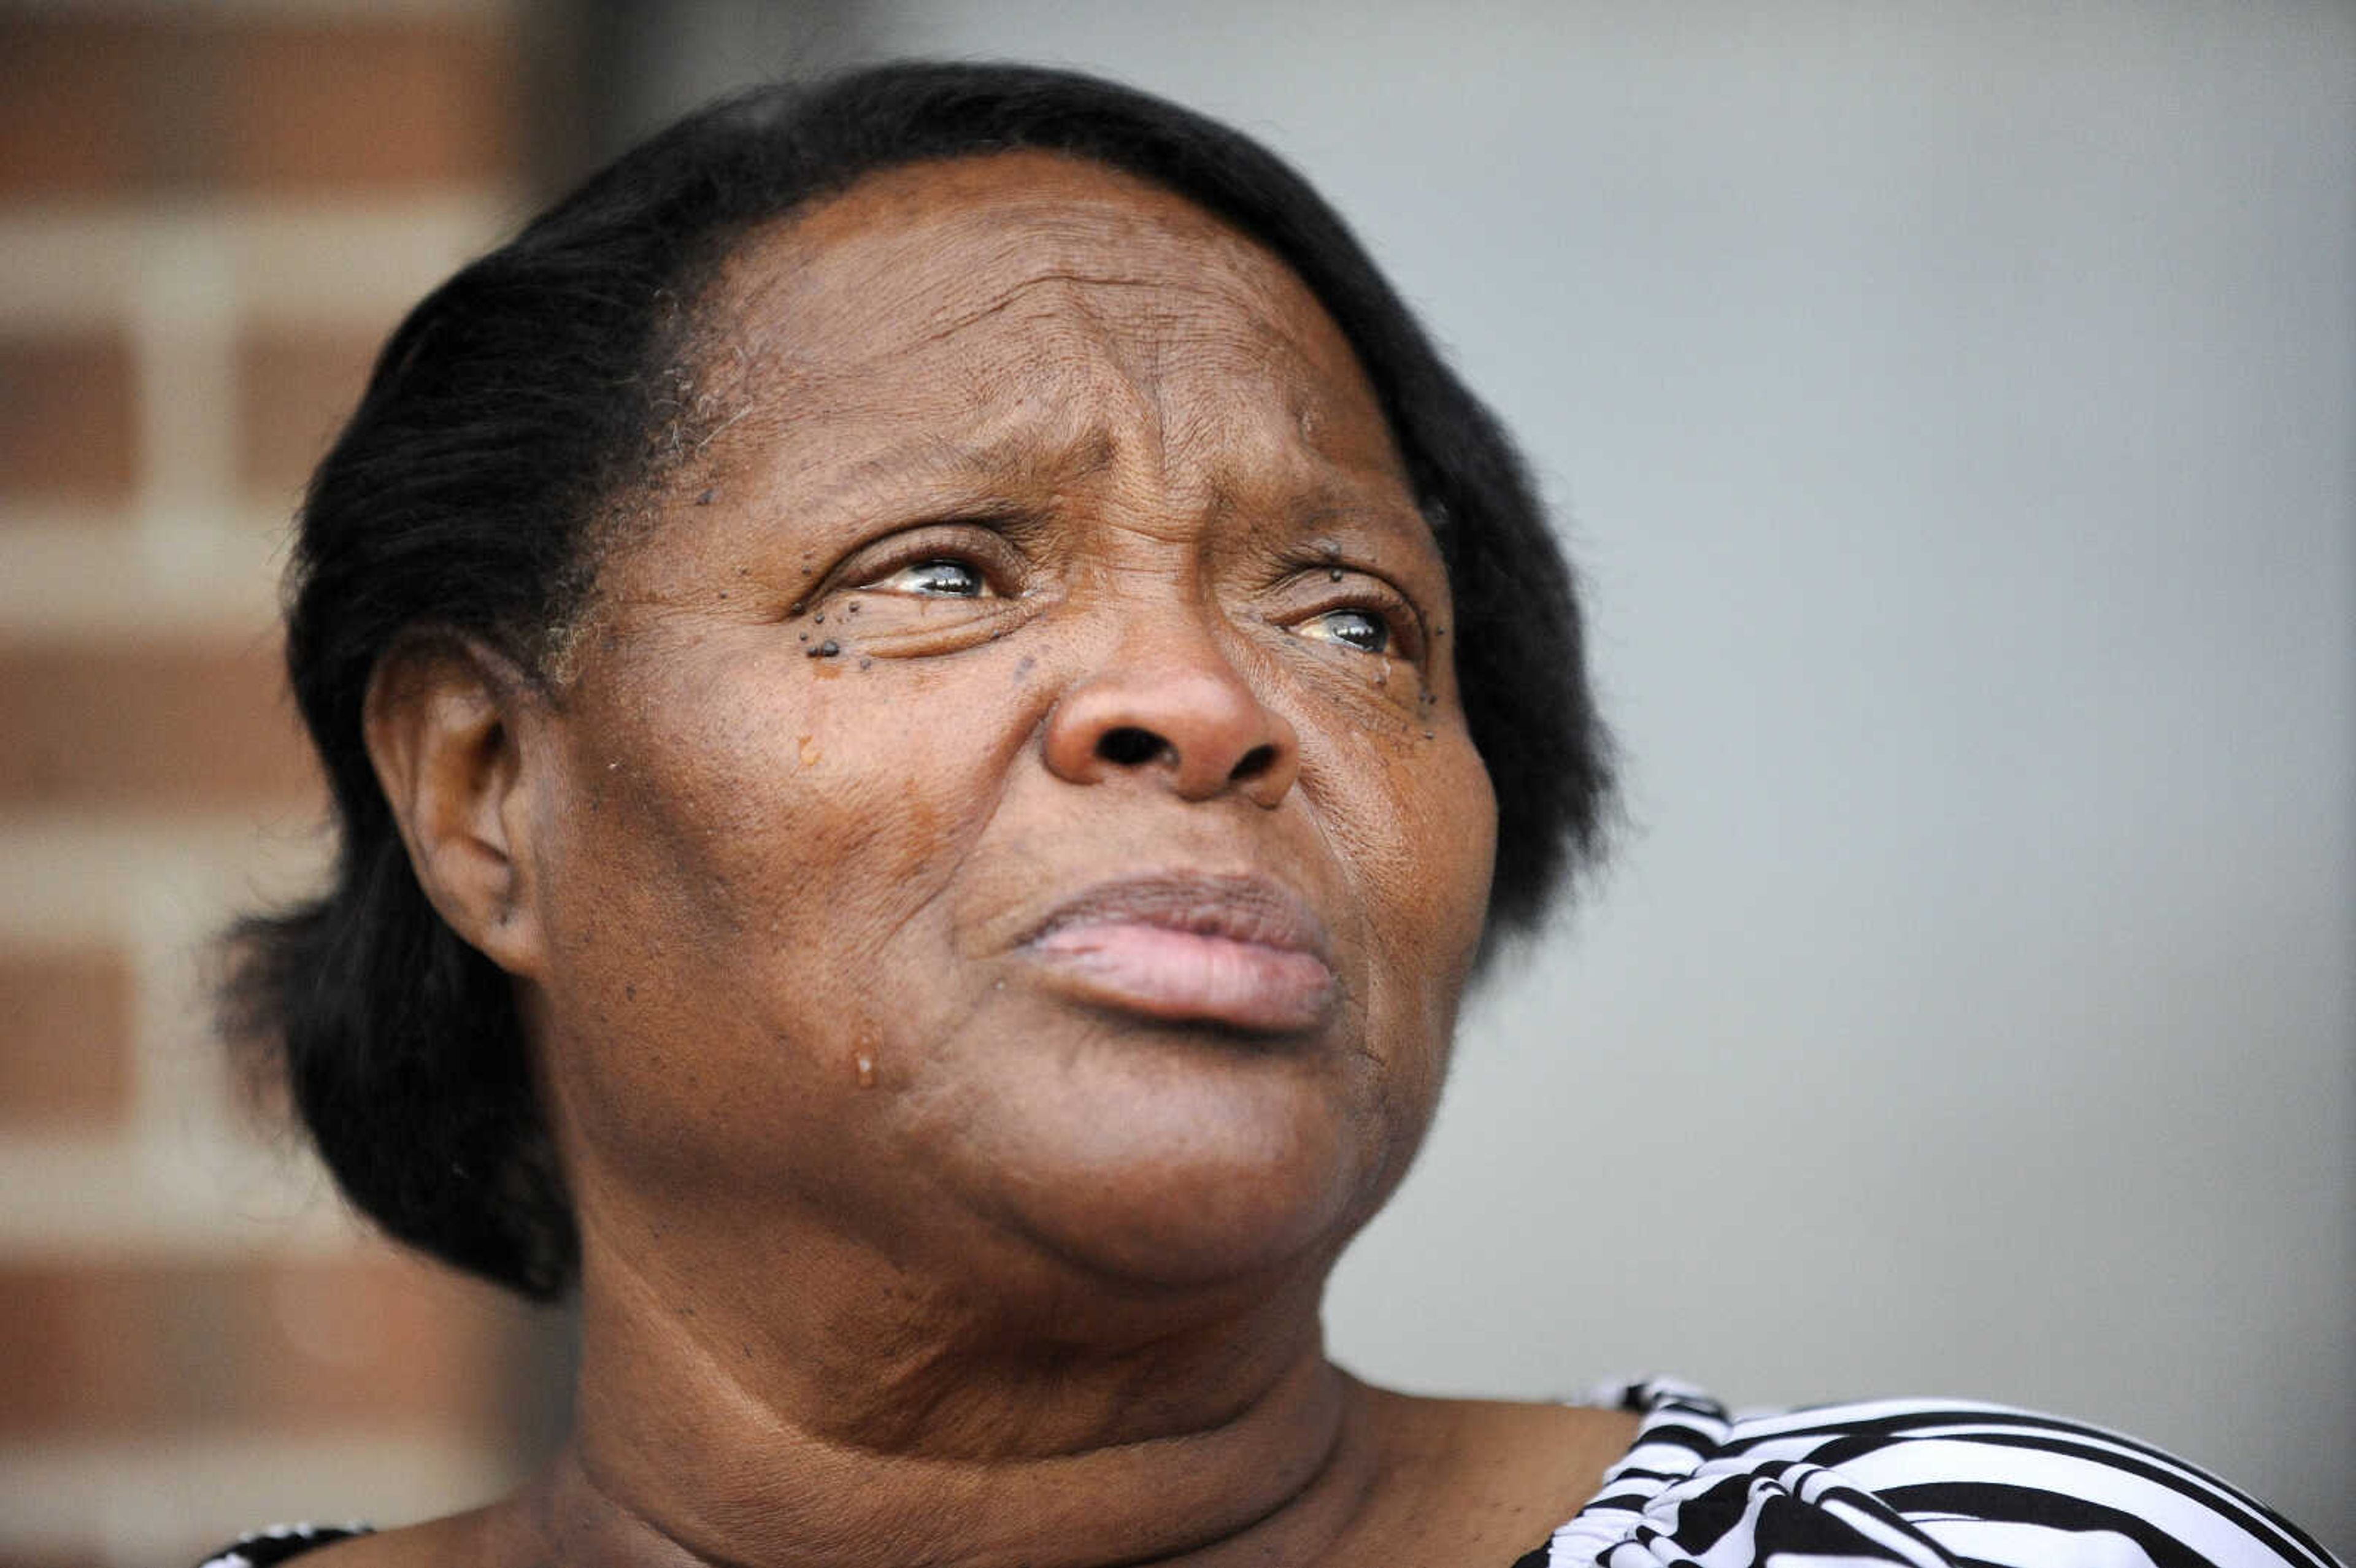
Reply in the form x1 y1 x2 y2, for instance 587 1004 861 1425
1020 874 1339 1033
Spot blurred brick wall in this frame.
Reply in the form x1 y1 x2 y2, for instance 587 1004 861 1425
0 5 567 1564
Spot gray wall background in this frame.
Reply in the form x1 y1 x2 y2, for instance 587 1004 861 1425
609 0 2355 1549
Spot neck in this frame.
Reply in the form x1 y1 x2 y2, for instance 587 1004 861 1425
523 1226 1382 1568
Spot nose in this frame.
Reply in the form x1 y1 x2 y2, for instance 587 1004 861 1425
1042 633 1300 809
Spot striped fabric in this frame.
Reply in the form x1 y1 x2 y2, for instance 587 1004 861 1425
194 1522 368 1567
189 1380 2342 1568
1526 1379 2341 1568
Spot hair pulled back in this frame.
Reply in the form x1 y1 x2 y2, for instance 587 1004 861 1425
225 61 1614 1301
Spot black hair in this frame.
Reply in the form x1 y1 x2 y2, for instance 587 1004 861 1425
223 60 1614 1302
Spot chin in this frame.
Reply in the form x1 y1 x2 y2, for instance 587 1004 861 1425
942 1032 1404 1295
1031 1157 1365 1293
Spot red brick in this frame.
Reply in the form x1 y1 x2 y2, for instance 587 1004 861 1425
0 639 319 810
222 21 515 193
0 332 139 505
0 1252 537 1440
0 18 153 198
236 328 383 501
0 948 135 1131
0 15 515 199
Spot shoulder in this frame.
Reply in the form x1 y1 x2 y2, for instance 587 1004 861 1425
1534 1379 2342 1568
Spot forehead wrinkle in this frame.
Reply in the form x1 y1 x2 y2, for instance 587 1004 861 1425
739 195 1329 386
909 266 1177 355
712 309 1407 557
720 399 1126 534
718 279 1180 458
893 261 1268 485
709 169 1361 413
685 155 1421 550
963 254 1324 403
969 280 1323 520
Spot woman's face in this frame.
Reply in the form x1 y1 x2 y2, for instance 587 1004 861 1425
517 152 1498 1301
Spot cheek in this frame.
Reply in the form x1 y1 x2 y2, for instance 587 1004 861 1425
1321 721 1497 978
1398 736 1497 1043
1435 733 1501 950
531 648 1009 1094
1305 718 1496 1124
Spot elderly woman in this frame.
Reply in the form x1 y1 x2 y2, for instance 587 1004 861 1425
208 63 2334 1568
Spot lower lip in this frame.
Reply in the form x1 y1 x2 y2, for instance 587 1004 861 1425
1025 922 1337 1033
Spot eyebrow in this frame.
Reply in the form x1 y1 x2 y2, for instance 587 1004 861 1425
946 423 1123 488
744 402 1444 569
1292 496 1435 536
1199 473 1441 551
763 419 1120 523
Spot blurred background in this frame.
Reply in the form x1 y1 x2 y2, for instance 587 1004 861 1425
1 0 2348 1562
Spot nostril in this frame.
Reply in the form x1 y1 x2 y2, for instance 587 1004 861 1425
1230 744 1276 782
1096 726 1168 767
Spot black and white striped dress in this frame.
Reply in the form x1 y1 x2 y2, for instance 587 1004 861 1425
1523 1379 2339 1567
194 1378 2344 1568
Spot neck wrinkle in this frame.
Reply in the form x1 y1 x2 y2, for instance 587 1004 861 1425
545 1233 1372 1568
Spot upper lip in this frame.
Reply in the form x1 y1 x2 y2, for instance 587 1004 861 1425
1022 872 1335 966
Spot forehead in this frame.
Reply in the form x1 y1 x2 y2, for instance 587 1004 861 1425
685 151 1404 486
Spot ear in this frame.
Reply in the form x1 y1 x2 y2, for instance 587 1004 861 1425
363 632 551 980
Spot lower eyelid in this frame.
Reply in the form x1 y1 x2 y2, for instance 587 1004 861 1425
834 597 1041 656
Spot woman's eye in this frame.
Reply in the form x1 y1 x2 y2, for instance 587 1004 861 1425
1299 607 1391 655
872 558 988 598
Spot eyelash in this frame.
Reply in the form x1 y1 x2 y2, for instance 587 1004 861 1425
838 525 1025 602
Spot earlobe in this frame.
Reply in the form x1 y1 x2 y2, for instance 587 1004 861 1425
362 633 549 979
